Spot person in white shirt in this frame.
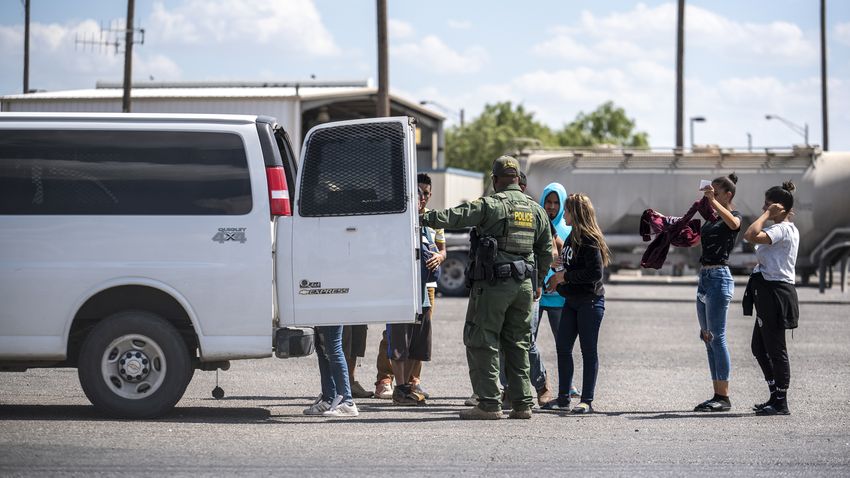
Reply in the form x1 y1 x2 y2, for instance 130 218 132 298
743 181 800 416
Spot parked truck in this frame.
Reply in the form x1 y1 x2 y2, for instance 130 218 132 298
0 113 422 417
436 146 850 294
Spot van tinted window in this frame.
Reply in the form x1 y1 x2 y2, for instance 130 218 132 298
299 122 406 217
0 130 251 215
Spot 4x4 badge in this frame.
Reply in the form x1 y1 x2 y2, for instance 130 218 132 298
212 227 247 244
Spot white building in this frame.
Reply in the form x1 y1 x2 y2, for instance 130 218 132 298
1 80 448 172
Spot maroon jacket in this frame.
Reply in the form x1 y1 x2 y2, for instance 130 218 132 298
640 198 718 269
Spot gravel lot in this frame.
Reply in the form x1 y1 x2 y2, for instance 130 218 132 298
1 282 849 477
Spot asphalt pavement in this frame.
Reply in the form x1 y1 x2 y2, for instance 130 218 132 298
1 282 849 477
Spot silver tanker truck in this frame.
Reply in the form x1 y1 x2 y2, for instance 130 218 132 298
437 146 850 296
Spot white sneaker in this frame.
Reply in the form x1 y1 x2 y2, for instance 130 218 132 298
303 395 332 416
322 395 359 417
375 381 394 399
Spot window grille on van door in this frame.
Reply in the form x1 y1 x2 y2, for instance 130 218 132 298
299 122 407 217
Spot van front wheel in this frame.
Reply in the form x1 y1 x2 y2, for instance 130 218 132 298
78 311 191 418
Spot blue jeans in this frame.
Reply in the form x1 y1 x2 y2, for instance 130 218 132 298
499 300 550 390
315 325 352 403
696 267 734 381
556 296 605 404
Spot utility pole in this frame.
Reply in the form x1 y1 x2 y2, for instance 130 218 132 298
23 0 30 94
820 0 829 150
376 0 389 117
121 0 135 112
675 0 685 149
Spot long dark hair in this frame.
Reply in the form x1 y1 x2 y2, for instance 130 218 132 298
564 193 611 267
765 181 795 211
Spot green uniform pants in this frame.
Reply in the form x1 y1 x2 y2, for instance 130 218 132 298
464 277 534 412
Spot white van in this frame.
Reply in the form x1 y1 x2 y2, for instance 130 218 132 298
0 113 421 417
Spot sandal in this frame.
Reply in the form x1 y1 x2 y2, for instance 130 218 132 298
694 399 731 412
571 402 593 414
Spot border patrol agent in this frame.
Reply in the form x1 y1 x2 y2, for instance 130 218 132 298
420 156 552 419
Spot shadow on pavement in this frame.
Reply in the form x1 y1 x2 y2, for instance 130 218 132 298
589 410 754 419
0 404 272 424
200 395 311 402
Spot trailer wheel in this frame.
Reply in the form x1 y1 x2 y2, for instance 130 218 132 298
78 311 192 419
437 251 469 297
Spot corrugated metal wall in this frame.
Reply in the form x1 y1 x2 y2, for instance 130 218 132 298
2 98 302 153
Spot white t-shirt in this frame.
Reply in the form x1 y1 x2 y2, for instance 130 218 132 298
422 226 439 288
753 221 799 284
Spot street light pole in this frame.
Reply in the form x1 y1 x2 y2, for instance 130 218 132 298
689 116 705 148
820 0 829 150
765 114 809 146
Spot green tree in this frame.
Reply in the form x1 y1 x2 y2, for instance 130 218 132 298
445 102 555 174
555 101 649 148
445 101 649 175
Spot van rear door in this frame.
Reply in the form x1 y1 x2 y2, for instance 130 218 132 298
276 117 421 327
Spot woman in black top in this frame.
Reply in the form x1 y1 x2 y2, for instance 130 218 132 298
693 173 741 412
544 193 611 414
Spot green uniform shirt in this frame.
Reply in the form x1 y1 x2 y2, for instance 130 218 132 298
420 184 553 285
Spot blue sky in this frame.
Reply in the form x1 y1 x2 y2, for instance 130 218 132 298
1 0 848 149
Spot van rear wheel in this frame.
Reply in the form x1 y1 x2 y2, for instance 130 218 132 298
437 251 469 297
78 311 191 418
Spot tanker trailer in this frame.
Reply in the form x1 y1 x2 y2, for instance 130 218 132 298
516 146 850 287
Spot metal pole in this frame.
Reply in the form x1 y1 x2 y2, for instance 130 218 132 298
121 0 135 113
820 0 829 150
23 0 30 94
689 118 694 148
675 0 685 149
747 132 752 152
376 0 389 118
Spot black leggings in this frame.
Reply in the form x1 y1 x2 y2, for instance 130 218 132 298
751 313 790 390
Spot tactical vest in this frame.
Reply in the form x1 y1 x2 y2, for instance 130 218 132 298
493 191 536 255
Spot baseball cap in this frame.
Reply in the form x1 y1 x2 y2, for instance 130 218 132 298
492 155 520 177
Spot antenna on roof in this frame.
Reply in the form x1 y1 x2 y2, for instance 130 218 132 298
74 17 144 55
73 1 144 112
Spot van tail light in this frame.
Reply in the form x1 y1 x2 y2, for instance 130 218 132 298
265 166 291 216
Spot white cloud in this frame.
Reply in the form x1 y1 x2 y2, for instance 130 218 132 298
0 20 181 92
532 31 598 62
392 35 488 74
447 19 472 30
389 19 415 39
835 22 850 46
533 3 817 66
149 0 338 56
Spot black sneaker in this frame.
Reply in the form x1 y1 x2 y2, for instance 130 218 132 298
392 385 426 406
541 398 570 410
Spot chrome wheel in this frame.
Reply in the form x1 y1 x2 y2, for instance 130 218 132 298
101 334 166 400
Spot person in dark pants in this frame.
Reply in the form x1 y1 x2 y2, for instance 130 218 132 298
544 193 611 414
743 181 800 416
